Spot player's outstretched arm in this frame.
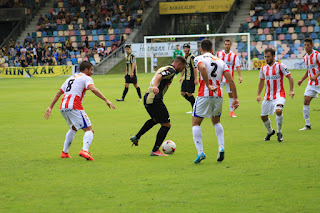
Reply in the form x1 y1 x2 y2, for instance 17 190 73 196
287 75 295 99
224 71 239 109
88 85 116 109
257 79 265 103
152 73 162 95
45 90 64 120
297 70 308 86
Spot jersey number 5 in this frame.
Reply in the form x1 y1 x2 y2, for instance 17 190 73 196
66 79 75 92
210 62 218 77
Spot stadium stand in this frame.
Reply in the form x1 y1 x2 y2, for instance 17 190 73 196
1 0 149 67
238 0 320 60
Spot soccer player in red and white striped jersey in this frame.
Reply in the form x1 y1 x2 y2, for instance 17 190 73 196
297 38 320 131
44 61 116 160
216 39 242 117
257 48 294 142
192 39 239 164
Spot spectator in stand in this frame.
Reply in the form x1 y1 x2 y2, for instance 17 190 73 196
253 18 260 28
283 16 291 27
0 54 5 69
97 45 105 57
273 9 283 21
84 36 89 49
53 50 59 63
20 55 28 67
65 38 72 51
60 51 67 65
36 42 44 66
8 37 15 48
26 50 33 66
24 33 33 44
15 42 22 57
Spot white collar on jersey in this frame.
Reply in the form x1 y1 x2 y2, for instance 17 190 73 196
306 49 316 56
203 52 213 56
221 50 233 54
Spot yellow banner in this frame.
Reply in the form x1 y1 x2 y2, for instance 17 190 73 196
252 60 281 69
159 0 234 15
0 65 72 78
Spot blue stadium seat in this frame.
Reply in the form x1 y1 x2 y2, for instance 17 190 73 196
285 34 291 40
72 58 78 65
283 54 289 59
90 60 96 66
93 35 98 41
54 37 59 43
104 35 110 40
92 30 97 35
98 29 103 35
42 31 47 37
75 30 80 36
106 41 111 47
260 35 266 41
57 25 63 31
267 22 272 28
301 13 307 20
114 29 120 35
311 33 317 39
311 20 317 26
60 37 65 42
53 31 58 36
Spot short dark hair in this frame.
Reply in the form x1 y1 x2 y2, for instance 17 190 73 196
264 48 275 56
201 39 213 52
174 56 187 64
80 61 93 71
304 38 313 45
224 39 232 45
125 44 131 48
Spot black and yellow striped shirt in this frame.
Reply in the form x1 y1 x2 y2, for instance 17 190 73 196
145 65 176 104
184 53 195 81
126 53 136 76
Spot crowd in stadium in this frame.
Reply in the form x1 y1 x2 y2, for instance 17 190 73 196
0 0 150 67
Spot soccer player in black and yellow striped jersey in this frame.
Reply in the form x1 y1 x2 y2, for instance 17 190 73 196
130 56 187 156
179 43 198 113
116 45 142 101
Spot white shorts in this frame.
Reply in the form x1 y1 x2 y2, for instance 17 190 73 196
261 97 286 116
60 109 92 130
304 85 320 98
221 82 231 93
193 96 223 118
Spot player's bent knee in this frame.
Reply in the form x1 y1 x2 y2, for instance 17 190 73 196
71 126 77 131
181 92 186 96
261 116 268 121
162 122 171 128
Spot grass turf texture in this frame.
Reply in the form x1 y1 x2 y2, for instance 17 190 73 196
1 70 319 212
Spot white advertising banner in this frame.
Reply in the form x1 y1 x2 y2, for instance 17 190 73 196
131 41 198 58
280 59 306 70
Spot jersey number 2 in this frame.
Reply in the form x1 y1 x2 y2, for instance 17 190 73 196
66 79 75 92
210 63 218 77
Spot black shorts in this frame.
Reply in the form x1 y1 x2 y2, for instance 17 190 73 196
144 94 170 123
181 79 195 93
125 75 137 84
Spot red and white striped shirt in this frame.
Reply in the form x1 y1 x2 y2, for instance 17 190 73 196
216 50 240 83
60 73 94 110
259 62 291 100
303 50 320 86
194 52 229 97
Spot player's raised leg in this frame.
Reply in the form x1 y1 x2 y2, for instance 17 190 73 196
275 105 284 142
130 118 157 146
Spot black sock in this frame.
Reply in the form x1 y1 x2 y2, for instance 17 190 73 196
188 95 195 108
136 87 142 98
136 119 157 139
122 87 128 99
184 94 195 108
152 126 170 152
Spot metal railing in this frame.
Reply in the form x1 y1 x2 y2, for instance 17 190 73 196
94 44 126 74
0 0 46 49
217 0 241 34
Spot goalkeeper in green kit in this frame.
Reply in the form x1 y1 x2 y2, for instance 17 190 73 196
173 44 183 59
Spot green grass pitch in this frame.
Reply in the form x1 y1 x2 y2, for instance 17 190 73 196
1 69 319 212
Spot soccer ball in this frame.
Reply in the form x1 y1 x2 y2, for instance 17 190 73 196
161 140 176 154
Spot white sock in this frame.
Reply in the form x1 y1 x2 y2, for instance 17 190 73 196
192 126 203 155
214 123 224 149
303 105 311 126
82 131 94 152
229 98 234 112
263 119 274 134
276 114 283 133
63 129 76 153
